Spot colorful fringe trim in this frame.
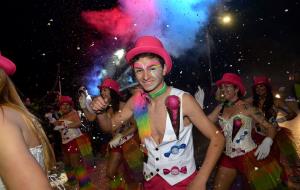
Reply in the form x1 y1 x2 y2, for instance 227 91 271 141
122 135 143 170
76 135 95 171
252 126 300 185
243 151 288 190
275 128 300 168
75 165 95 190
109 175 127 190
133 92 151 140
76 135 93 157
121 134 144 183
65 166 77 186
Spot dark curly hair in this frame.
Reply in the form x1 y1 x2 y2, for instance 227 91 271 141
252 84 275 120
108 89 121 113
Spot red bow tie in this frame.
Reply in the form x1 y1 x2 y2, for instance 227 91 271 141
163 166 187 175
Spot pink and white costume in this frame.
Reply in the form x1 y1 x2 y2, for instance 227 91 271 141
142 88 196 186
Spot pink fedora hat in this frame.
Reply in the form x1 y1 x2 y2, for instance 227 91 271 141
98 78 121 95
216 73 246 96
125 36 173 74
253 76 271 87
59 96 74 107
0 53 16 75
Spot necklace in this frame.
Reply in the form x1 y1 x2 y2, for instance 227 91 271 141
149 83 167 99
224 98 239 107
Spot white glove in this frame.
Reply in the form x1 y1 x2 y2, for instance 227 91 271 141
79 94 87 109
85 95 95 114
255 137 273 160
109 133 123 148
194 85 205 109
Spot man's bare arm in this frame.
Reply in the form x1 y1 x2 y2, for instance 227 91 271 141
183 94 225 187
207 104 222 123
91 96 134 133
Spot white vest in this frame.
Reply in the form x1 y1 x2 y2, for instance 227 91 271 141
218 114 257 158
142 88 196 186
59 119 83 144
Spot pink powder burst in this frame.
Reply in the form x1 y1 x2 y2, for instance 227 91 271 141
81 8 135 44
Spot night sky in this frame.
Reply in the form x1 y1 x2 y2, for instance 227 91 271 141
0 0 299 103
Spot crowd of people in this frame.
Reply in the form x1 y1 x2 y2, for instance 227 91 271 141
0 35 299 190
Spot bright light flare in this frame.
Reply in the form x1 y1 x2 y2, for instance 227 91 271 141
275 93 281 99
114 49 125 60
219 14 233 26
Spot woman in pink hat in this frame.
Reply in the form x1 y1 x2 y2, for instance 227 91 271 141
247 76 299 188
80 78 143 189
91 36 225 190
0 53 55 189
54 95 95 189
208 73 287 190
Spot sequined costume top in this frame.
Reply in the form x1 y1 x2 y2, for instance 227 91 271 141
218 114 257 158
58 119 83 144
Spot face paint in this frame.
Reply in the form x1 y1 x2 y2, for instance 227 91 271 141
133 61 161 71
220 83 238 101
133 57 164 93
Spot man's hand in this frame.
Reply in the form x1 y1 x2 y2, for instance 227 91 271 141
109 133 123 148
90 96 109 114
255 137 273 160
194 85 205 109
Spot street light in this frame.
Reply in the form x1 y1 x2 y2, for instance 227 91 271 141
206 13 234 87
219 14 233 26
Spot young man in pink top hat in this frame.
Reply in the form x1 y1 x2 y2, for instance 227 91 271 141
91 36 225 189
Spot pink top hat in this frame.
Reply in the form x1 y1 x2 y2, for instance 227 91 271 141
216 73 246 96
59 96 74 107
125 36 173 74
253 76 271 87
0 53 16 75
98 78 121 95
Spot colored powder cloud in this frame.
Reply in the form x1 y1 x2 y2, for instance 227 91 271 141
81 0 218 95
119 0 217 57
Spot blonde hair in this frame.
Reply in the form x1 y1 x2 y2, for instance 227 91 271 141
0 69 55 172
